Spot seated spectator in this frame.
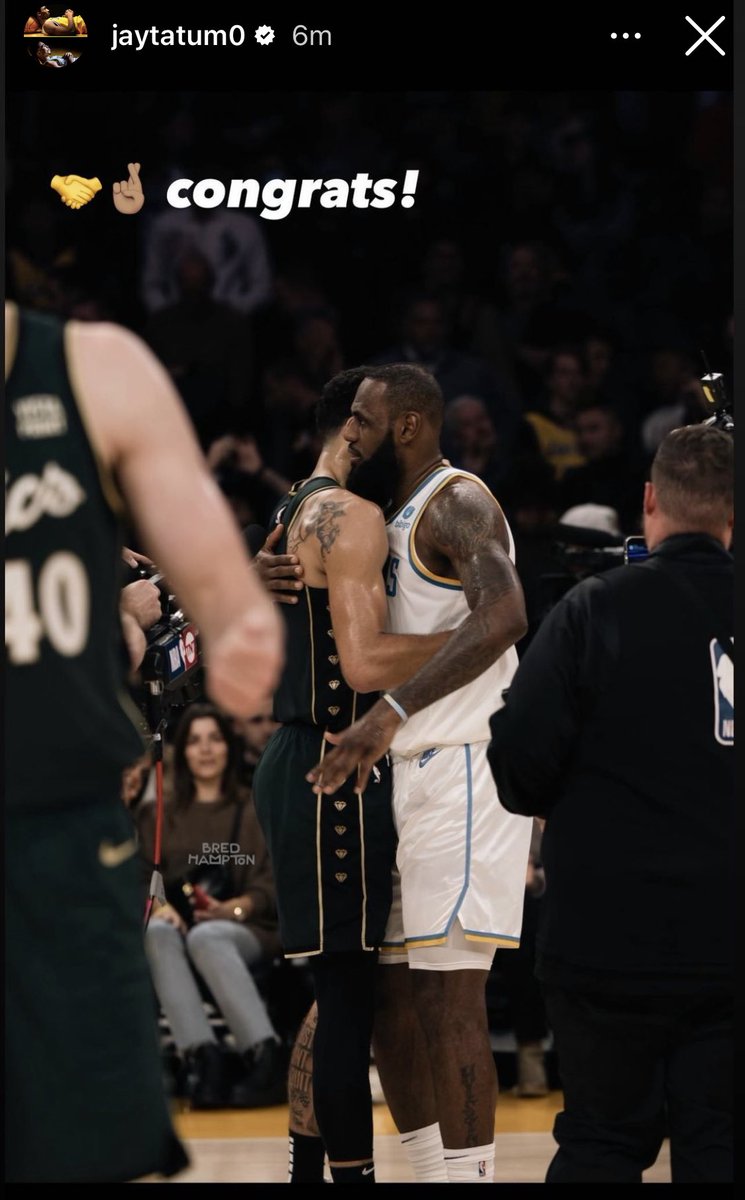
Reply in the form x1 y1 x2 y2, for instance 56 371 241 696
442 394 511 494
559 401 650 535
579 329 636 413
144 250 253 449
582 332 615 399
417 237 520 401
637 347 703 427
252 264 339 371
371 292 521 454
137 703 286 1109
492 241 590 407
547 111 637 264
524 348 587 481
261 309 344 477
641 353 710 453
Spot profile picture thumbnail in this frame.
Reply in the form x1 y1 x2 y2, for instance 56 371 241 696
24 7 88 36
28 40 82 68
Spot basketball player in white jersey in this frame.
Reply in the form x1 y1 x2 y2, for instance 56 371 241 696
307 363 533 1183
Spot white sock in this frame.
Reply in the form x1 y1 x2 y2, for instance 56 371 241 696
399 1122 448 1182
444 1142 495 1183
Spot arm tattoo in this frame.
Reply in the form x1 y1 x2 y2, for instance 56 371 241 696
393 482 526 718
289 498 348 561
427 481 513 601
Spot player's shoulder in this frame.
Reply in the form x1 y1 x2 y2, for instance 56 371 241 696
303 487 385 551
67 320 173 395
66 317 149 361
67 319 167 400
339 489 384 516
65 318 188 465
428 465 495 500
336 490 387 532
428 471 504 521
306 485 383 522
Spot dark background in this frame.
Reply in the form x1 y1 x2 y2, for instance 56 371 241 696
5 4 736 547
6 86 733 428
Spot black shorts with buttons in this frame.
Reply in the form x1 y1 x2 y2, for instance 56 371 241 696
253 723 395 957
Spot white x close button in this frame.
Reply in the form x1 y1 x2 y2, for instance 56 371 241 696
685 15 726 56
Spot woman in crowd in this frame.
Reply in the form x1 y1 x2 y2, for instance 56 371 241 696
137 703 286 1108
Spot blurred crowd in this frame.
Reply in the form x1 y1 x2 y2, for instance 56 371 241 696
7 93 732 586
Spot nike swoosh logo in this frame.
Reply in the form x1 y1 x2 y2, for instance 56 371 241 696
98 837 138 868
361 1167 374 1176
418 748 440 768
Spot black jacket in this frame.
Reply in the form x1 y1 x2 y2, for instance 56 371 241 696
488 534 734 992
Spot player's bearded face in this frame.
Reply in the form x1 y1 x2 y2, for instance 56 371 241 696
347 427 398 511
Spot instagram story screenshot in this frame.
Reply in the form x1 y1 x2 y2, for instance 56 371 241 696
4 2 738 1186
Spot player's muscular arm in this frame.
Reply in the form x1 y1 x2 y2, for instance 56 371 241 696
68 322 283 715
391 481 527 718
305 485 526 796
322 500 451 693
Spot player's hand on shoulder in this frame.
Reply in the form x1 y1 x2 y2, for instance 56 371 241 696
255 524 305 604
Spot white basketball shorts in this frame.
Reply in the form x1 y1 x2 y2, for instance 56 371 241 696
380 741 532 970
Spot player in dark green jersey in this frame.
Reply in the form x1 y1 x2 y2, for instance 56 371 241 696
4 302 283 1183
253 369 450 1183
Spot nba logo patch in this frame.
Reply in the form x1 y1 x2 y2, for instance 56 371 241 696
709 638 734 746
478 1160 486 1177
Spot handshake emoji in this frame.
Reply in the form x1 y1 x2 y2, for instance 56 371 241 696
50 173 102 210
50 164 144 214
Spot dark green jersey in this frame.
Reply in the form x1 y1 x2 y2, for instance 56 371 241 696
269 477 377 731
5 308 145 807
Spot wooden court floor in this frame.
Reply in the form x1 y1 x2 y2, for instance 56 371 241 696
139 1090 672 1183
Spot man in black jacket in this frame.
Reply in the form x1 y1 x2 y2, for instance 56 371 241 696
487 423 734 1183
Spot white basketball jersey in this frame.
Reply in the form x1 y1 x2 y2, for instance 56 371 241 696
385 465 518 757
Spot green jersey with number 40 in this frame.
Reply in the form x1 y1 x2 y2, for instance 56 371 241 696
5 308 145 807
